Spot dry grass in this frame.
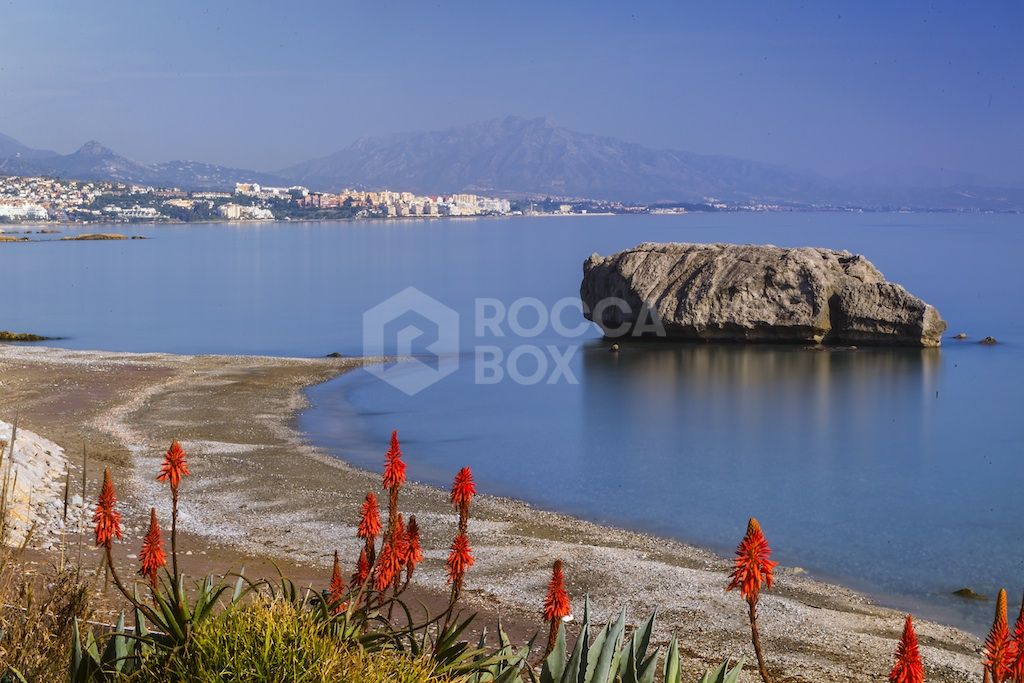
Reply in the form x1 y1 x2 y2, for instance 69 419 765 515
0 560 95 681
1 427 91 682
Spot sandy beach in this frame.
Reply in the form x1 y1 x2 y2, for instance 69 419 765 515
0 344 982 682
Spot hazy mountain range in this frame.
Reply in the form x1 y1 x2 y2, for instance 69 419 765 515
2 117 1022 210
0 137 290 189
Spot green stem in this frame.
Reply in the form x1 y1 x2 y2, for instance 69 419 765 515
171 486 179 581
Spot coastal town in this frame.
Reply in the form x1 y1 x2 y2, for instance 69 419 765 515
0 172 801 226
0 174 519 224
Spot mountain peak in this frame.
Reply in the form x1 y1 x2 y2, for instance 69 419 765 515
75 140 115 156
282 116 828 202
501 115 556 128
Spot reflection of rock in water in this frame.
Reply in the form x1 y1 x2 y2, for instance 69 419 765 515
579 342 940 450
581 242 947 346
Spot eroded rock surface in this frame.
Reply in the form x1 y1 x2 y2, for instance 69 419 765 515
581 242 946 346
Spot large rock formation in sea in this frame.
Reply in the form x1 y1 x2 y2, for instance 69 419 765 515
580 242 947 347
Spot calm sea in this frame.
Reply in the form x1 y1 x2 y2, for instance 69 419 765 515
2 213 1021 634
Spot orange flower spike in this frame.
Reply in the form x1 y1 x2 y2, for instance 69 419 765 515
1010 592 1024 683
357 492 382 542
328 550 346 611
450 466 476 533
137 507 167 585
450 466 476 511
985 589 1015 682
92 467 123 548
382 430 406 492
446 532 474 587
392 514 411 567
543 559 571 623
157 440 190 490
406 515 424 569
889 615 925 683
374 541 402 591
351 547 370 586
1015 592 1024 641
726 517 778 604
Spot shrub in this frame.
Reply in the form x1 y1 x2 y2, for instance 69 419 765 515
126 598 435 683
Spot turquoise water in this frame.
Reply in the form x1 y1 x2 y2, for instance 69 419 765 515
2 213 1021 634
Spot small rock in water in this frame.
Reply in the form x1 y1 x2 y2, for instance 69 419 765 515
952 587 988 600
980 336 998 345
953 332 968 340
326 352 343 358
609 343 620 353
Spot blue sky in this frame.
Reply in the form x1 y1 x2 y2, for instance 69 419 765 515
1 1 1021 182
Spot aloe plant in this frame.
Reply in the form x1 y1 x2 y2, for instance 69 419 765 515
69 608 152 682
536 597 744 683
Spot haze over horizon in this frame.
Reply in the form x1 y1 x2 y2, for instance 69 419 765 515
1 1 1022 185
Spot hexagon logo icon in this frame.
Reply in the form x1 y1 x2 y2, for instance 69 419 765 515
362 286 460 395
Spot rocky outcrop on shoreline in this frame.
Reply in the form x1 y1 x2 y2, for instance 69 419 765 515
0 330 52 342
581 242 947 346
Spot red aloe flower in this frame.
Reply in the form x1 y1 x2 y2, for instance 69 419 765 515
405 515 424 575
351 547 370 586
542 559 572 656
450 466 475 533
328 550 347 612
450 467 476 508
446 532 474 588
137 507 167 586
543 559 571 622
727 517 777 604
157 440 190 491
727 518 777 683
392 514 411 568
889 615 925 683
1010 592 1024 683
92 467 123 548
985 589 1016 683
382 430 406 492
357 492 382 542
374 541 401 592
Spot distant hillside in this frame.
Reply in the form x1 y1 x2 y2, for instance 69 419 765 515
0 138 289 190
281 116 835 203
0 132 57 160
3 122 1023 210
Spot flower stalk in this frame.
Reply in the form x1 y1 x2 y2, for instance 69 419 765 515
727 517 777 683
382 430 405 539
157 440 190 583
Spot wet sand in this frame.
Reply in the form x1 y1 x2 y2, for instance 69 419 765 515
0 345 982 681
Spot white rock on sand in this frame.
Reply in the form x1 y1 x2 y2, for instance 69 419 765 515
0 420 86 547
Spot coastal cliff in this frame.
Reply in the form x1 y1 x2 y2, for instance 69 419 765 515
581 242 947 346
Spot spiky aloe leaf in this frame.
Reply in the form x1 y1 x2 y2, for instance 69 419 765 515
69 618 85 683
232 566 246 603
588 607 626 683
540 623 567 683
560 615 588 683
622 636 641 683
721 659 744 683
698 659 745 683
663 636 681 683
634 609 656 664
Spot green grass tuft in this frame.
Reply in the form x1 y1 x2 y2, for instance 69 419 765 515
124 599 437 683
